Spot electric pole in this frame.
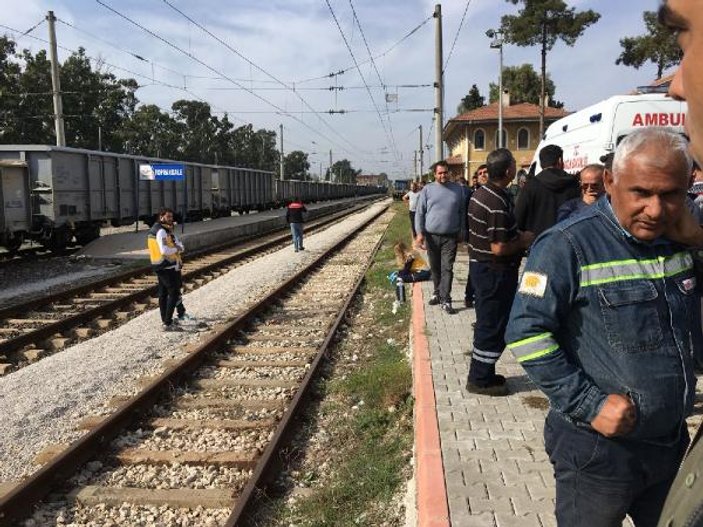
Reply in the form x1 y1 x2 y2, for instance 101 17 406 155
433 4 444 163
279 124 284 181
329 150 333 182
414 150 418 180
47 11 65 147
419 125 424 181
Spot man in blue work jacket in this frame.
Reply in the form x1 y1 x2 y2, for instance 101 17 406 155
506 127 699 527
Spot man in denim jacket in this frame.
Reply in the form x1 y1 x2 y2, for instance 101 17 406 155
506 127 699 527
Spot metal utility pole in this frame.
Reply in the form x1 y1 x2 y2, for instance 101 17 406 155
419 125 424 180
433 4 444 164
487 28 504 148
279 124 284 181
47 11 65 147
329 150 333 182
414 150 418 180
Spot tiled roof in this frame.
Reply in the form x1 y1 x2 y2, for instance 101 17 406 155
449 102 569 122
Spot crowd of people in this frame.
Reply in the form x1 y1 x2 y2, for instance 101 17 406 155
404 4 703 516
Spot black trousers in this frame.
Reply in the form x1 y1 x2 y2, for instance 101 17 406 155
156 268 184 325
409 211 417 238
468 261 518 384
425 233 458 303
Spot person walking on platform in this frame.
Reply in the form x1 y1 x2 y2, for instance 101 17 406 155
515 144 580 237
414 160 466 314
403 182 421 238
466 148 534 395
286 197 307 252
507 128 699 527
147 207 187 332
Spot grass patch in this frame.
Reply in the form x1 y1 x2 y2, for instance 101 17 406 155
258 202 415 526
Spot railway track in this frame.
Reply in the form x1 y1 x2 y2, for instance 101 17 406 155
0 200 378 375
0 203 391 526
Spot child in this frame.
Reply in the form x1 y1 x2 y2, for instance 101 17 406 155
393 241 431 283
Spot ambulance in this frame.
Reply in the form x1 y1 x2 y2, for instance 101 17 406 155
531 92 688 174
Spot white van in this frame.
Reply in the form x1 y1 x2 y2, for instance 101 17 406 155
531 93 687 174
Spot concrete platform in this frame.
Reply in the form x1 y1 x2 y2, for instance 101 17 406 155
79 197 369 260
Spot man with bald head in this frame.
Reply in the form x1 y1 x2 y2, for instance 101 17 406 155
506 127 698 526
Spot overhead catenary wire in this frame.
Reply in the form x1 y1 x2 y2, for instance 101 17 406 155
324 0 399 164
159 0 366 158
0 22 246 123
347 0 401 164
94 1 357 158
443 0 474 74
294 13 433 85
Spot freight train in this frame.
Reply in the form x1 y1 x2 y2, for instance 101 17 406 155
0 145 382 252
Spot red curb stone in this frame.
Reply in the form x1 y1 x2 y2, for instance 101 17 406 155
413 282 450 527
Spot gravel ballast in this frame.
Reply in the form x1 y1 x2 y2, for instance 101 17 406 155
0 201 389 483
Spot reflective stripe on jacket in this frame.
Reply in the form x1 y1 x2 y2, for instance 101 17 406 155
147 222 180 271
506 196 699 443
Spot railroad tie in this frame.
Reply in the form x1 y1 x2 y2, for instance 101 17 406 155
69 485 236 509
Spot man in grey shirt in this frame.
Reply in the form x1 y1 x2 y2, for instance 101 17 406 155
414 161 466 314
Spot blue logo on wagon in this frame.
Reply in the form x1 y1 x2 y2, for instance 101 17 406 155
139 163 185 181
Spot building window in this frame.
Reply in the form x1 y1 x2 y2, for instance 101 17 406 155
517 128 529 150
473 129 485 150
495 128 507 148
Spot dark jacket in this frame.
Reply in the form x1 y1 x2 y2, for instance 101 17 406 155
507 197 697 442
515 167 580 237
286 201 307 223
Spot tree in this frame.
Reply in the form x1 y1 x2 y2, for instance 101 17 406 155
501 0 600 135
120 104 182 158
284 150 310 180
326 159 361 183
488 64 562 108
615 11 680 79
457 84 485 114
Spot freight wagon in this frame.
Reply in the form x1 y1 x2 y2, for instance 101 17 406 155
0 145 381 252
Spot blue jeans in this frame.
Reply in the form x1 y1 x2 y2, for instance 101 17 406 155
290 223 303 250
545 411 689 527
468 261 518 384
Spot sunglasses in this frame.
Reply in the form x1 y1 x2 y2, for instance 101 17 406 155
581 183 603 191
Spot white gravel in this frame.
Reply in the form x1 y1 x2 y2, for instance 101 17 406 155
0 200 390 483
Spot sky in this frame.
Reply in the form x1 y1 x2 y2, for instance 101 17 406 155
0 0 668 179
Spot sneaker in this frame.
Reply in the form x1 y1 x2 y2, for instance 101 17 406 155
441 303 456 315
465 375 508 396
177 313 195 323
300 247 305 251
428 295 440 306
464 298 474 308
162 324 183 332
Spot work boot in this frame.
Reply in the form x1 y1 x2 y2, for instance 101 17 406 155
465 375 508 396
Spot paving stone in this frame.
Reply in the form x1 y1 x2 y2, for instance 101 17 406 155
494 448 534 462
452 511 496 527
469 497 514 515
495 512 543 527
485 483 530 501
511 496 556 516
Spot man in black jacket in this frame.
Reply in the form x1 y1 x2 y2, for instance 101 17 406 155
515 145 580 237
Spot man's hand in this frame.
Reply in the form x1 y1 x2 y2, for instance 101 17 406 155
519 230 536 249
590 393 636 437
415 234 426 250
665 208 703 247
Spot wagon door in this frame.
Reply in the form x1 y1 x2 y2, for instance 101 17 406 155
0 162 30 236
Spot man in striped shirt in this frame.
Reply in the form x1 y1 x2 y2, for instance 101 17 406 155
466 148 534 395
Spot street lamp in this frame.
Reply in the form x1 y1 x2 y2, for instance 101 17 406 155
486 28 504 148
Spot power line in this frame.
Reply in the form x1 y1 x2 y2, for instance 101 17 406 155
325 0 397 164
295 13 433 85
348 0 400 163
0 22 243 123
444 0 474 74
159 0 366 157
204 83 432 92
